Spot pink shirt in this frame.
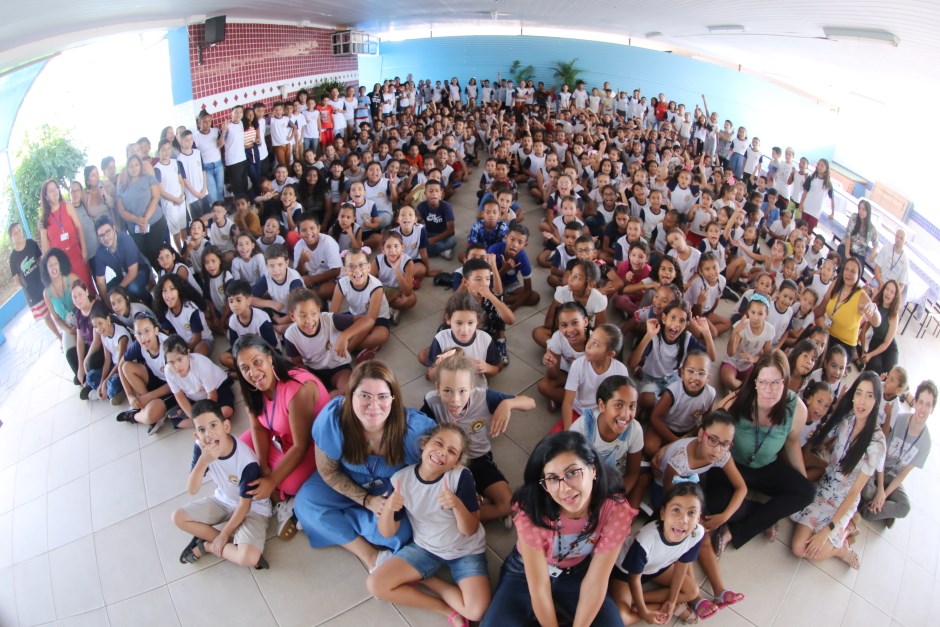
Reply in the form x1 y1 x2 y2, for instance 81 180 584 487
260 368 329 451
514 498 635 568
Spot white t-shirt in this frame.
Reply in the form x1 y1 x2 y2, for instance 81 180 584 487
565 357 630 414
723 320 775 371
570 407 643 476
193 128 222 164
176 149 206 204
553 286 608 326
165 353 227 400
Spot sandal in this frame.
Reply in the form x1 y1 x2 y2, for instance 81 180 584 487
841 548 861 570
676 604 700 624
255 554 270 570
179 537 208 564
715 589 745 608
692 598 720 620
447 611 470 627
711 524 730 558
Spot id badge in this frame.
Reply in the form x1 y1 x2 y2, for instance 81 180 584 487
361 478 385 492
60 232 70 241
270 434 284 453
547 564 563 579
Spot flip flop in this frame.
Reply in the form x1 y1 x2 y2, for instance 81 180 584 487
715 589 745 608
179 537 208 564
692 598 720 620
447 611 469 627
711 524 730 558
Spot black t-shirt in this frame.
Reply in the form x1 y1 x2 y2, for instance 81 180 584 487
9 239 45 305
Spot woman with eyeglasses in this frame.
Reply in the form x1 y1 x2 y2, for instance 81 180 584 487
233 334 329 543
704 350 814 552
294 360 435 572
482 431 635 627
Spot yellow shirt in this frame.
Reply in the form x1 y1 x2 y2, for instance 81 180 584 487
826 288 864 346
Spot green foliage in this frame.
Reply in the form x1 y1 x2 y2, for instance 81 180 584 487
551 58 584 89
4 124 86 233
311 79 347 102
509 60 535 84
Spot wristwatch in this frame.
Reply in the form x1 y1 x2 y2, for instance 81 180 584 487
827 521 836 531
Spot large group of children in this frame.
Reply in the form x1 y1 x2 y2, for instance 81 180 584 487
10 72 936 626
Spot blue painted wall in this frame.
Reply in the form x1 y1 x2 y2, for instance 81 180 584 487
167 26 193 106
364 36 837 159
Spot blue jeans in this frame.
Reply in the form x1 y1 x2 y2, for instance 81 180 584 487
481 549 622 627
303 138 320 155
85 370 123 398
428 236 457 257
107 268 152 303
204 160 224 205
728 152 745 179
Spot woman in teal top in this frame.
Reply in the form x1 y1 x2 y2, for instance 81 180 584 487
705 350 813 549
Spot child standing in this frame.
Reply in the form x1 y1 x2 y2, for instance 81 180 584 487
173 400 271 569
9 222 59 341
421 353 535 523
369 424 491 625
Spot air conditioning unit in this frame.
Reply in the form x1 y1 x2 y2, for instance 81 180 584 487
332 30 379 56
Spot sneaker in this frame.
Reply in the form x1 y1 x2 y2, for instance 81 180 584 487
79 386 92 401
110 390 127 407
116 409 139 423
389 308 401 325
496 339 509 366
369 548 393 574
147 413 168 435
440 248 454 261
88 389 101 402
721 286 740 301
275 497 298 540
357 346 379 364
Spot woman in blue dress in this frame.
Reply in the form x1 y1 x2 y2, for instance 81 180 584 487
295 360 435 571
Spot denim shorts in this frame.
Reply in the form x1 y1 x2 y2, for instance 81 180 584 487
395 542 488 582
639 371 679 396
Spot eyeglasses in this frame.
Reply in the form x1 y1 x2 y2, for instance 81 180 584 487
756 378 785 390
703 434 734 450
345 262 370 271
353 391 394 406
683 368 708 378
539 467 585 492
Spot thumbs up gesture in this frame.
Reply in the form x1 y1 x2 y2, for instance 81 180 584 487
387 481 405 512
438 476 458 510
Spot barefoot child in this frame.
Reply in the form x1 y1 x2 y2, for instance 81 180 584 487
173 400 271 569
368 424 491 625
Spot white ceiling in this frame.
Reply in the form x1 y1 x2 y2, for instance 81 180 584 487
2 1 939 107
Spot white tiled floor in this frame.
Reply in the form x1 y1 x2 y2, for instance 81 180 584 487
2 180 940 627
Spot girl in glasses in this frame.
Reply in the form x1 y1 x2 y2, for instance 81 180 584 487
330 247 390 362
482 431 635 627
643 349 716 458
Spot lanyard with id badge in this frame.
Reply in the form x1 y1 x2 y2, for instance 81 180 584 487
263 392 285 452
361 455 388 495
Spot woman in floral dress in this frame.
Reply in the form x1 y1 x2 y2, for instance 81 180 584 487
791 371 886 570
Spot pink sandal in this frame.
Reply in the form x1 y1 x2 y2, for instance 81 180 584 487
447 611 469 627
715 589 745 608
691 598 720 620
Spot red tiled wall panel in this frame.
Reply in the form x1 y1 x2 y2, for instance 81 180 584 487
188 23 358 126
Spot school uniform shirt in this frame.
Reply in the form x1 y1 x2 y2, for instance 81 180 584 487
192 435 272 517
208 217 236 254
660 379 717 434
255 234 285 255
188 238 208 275
766 302 794 345
337 274 390 319
193 128 222 165
698 240 727 272
549 243 577 272
124 333 170 381
807 275 833 305
100 324 131 365
652 437 731 486
228 307 277 347
177 149 206 205
292 234 342 278
375 254 412 289
546 330 585 372
204 270 233 313
426 330 500 388
806 368 844 399
641 333 706 380
162 302 209 345
615 520 704 577
222 124 246 166
884 413 931 476
422 388 514 459
231 254 267 285
723 320 775 371
353 199 379 230
801 175 834 219
667 183 700 215
743 147 763 175
364 178 394 219
684 275 726 315
570 407 643 476
488 242 533 290
667 248 702 284
161 264 201 294
252 268 304 309
166 353 227 401
390 464 485 560
565 356 630 415
515 497 634 569
113 302 154 330
283 314 355 371
553 286 608 327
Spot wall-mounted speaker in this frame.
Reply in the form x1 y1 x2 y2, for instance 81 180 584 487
205 16 226 45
